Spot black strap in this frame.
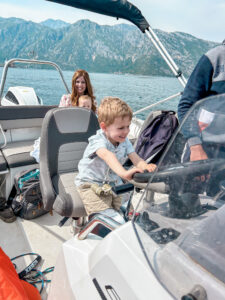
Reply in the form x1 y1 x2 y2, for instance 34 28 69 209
11 252 42 279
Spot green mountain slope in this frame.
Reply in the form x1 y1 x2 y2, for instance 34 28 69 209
0 17 218 77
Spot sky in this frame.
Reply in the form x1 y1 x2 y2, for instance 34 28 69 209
0 0 224 43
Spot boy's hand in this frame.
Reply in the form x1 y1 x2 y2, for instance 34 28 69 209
129 153 156 173
122 167 143 181
145 163 157 172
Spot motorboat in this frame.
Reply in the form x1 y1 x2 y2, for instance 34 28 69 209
0 58 70 106
1 86 43 106
0 1 224 300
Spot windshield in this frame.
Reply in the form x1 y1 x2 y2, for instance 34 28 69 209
132 94 225 299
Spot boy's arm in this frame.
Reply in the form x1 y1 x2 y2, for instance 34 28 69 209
96 148 142 181
128 152 156 172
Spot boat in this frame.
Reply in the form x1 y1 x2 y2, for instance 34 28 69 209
0 58 70 106
0 1 225 299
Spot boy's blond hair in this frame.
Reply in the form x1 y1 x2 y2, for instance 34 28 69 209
98 97 133 126
78 95 92 103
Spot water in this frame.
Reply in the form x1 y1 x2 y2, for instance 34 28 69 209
0 67 182 119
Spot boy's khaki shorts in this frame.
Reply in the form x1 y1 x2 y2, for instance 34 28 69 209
77 183 122 216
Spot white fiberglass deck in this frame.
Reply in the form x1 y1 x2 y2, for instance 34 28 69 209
0 212 74 299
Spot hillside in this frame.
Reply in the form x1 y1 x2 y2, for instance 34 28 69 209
0 17 218 77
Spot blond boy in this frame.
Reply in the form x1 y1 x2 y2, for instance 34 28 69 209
78 95 92 110
75 97 156 221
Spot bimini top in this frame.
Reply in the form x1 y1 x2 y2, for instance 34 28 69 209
47 0 149 32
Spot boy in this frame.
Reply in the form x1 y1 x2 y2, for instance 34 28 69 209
75 97 156 222
78 95 93 110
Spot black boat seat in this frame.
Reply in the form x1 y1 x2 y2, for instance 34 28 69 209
0 150 7 172
1 140 36 168
40 107 99 217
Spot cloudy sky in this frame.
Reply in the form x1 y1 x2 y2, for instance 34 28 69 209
0 0 224 43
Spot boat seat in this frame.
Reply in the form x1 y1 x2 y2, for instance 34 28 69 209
0 106 56 170
0 105 56 200
1 140 36 168
52 172 85 217
40 107 99 217
0 150 7 173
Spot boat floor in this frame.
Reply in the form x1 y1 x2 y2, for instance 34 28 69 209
0 189 144 299
0 212 74 299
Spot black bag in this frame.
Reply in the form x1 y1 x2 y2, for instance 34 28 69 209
135 110 178 163
12 167 48 220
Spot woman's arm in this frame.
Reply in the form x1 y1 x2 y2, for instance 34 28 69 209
59 94 72 107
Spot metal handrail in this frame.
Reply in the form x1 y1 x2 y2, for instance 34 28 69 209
0 58 70 104
133 92 181 116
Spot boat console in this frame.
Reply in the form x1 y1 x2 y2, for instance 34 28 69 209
133 158 225 219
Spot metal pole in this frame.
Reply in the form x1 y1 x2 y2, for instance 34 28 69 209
145 28 187 88
133 92 181 115
0 58 70 104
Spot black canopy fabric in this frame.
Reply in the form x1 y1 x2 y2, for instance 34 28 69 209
47 0 149 32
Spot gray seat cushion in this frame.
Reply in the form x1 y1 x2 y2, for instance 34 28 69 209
2 140 36 168
40 107 99 214
0 150 7 172
52 172 86 217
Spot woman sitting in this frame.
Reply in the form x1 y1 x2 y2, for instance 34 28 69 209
59 69 97 112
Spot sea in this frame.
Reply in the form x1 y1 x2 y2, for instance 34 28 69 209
0 67 182 120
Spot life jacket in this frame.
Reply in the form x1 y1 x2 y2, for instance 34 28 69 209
0 248 41 300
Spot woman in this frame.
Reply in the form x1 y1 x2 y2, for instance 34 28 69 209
30 70 97 163
59 69 97 113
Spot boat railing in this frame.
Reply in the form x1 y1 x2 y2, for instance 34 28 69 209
133 92 182 116
0 58 70 104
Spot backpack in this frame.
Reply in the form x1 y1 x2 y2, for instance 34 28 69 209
12 167 48 220
135 110 179 164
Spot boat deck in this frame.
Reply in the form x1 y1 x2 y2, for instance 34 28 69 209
0 212 74 299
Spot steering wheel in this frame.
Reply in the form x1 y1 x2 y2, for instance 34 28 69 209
133 158 225 183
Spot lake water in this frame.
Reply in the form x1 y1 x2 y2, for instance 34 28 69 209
0 67 182 119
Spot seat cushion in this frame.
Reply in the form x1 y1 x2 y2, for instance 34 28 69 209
0 151 7 172
52 172 86 217
2 141 36 168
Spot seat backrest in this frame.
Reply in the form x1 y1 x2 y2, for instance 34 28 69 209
0 105 55 145
39 107 99 211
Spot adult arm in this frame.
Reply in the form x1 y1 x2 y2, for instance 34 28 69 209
178 55 213 161
58 94 72 107
190 144 208 161
178 55 213 126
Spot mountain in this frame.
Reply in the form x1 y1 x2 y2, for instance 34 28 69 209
0 17 218 77
40 19 70 29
